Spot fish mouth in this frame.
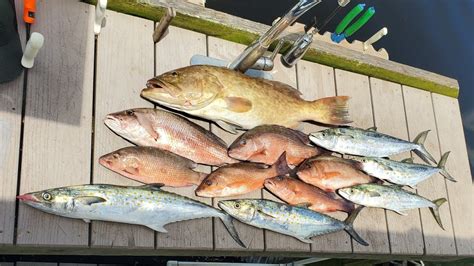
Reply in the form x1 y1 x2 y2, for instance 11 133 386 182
103 115 121 130
17 194 39 202
217 201 233 214
263 179 276 189
98 156 113 168
336 188 350 199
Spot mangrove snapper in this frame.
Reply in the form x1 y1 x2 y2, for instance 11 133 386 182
104 108 237 166
99 146 207 187
228 125 324 166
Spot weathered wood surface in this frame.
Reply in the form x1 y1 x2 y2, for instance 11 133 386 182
297 61 353 254
403 87 456 256
335 70 390 255
432 94 474 256
207 37 264 251
16 0 94 246
100 0 460 98
3 4 472 259
370 78 424 255
154 26 213 250
0 0 26 245
91 9 155 248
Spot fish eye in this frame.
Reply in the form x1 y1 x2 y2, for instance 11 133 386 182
240 139 246 146
126 110 134 116
171 71 178 77
322 133 326 137
234 203 241 209
113 153 120 159
42 192 52 201
205 180 212 186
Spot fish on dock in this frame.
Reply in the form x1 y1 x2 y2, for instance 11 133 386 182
295 155 378 192
264 175 355 214
141 65 351 133
17 184 246 247
99 146 207 187
218 199 368 246
228 125 324 166
352 152 456 188
338 183 447 229
103 108 237 166
309 127 437 165
195 153 290 198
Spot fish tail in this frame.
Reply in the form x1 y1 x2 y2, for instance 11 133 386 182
343 206 369 246
272 152 291 176
413 130 437 165
430 198 447 230
305 96 352 125
437 151 457 182
218 212 247 248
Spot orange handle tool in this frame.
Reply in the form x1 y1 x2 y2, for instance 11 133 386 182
23 0 36 24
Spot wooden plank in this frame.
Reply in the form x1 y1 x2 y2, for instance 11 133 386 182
297 61 352 254
0 0 26 245
370 78 424 255
154 26 213 250
59 264 96 266
335 69 390 254
16 0 94 246
17 263 57 266
87 0 460 98
261 58 310 252
91 10 155 248
402 87 456 256
207 37 264 251
432 94 474 256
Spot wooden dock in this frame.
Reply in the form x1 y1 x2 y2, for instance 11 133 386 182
0 0 472 260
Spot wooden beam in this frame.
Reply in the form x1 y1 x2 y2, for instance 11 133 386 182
82 0 459 98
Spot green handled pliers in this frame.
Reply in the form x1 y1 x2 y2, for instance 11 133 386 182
331 3 375 43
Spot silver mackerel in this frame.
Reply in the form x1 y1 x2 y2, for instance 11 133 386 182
309 127 437 164
17 184 245 247
218 199 368 246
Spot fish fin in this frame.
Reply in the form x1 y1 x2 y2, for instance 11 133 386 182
218 212 247 248
294 202 312 208
297 237 313 244
305 96 352 125
124 166 139 175
147 223 168 233
224 97 252 113
344 206 369 246
141 183 165 190
83 219 91 223
366 126 377 131
437 151 457 182
75 196 106 206
272 152 291 176
401 157 414 164
135 111 160 141
257 208 277 219
413 130 437 165
430 198 447 230
215 120 240 134
392 209 409 216
367 191 381 197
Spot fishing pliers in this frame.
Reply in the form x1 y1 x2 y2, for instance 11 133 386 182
331 3 375 43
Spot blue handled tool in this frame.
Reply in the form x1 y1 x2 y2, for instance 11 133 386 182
331 3 375 43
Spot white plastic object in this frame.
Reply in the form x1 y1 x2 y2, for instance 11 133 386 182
94 0 107 35
338 0 351 7
364 27 388 51
21 32 44 69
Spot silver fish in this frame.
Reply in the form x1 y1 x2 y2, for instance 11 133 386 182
309 127 436 164
353 152 456 188
17 184 245 248
218 199 368 246
338 184 447 229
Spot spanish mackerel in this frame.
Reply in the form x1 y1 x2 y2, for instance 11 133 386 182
17 184 245 247
353 152 456 187
338 184 447 229
218 199 368 246
309 127 437 164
